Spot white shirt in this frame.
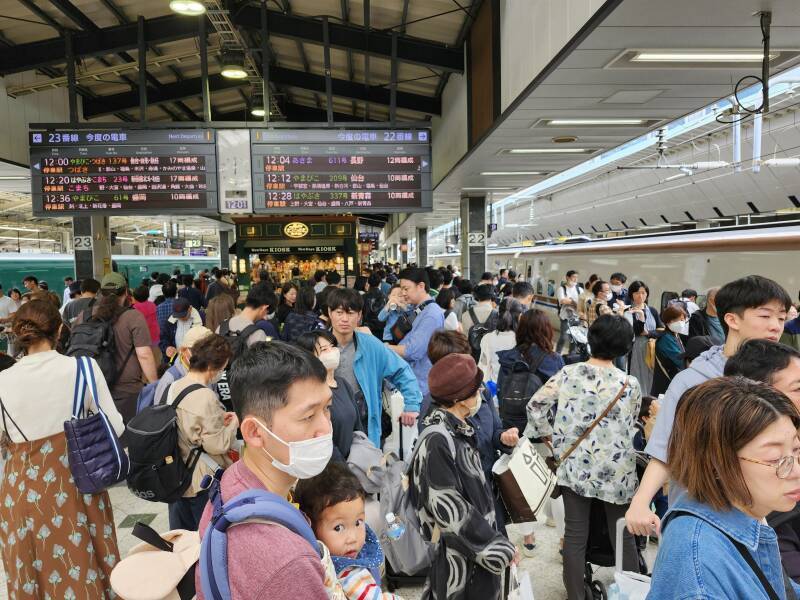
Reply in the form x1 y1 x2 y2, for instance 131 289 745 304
62 287 72 307
557 283 581 320
478 330 517 383
0 295 15 319
682 298 700 316
148 283 163 303
443 311 460 331
0 351 125 443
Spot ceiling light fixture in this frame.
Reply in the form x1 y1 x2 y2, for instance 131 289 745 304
507 148 590 154
632 51 777 63
169 0 206 16
0 226 41 232
0 236 57 243
462 187 515 191
0 176 29 180
480 171 546 176
220 50 248 79
547 119 645 126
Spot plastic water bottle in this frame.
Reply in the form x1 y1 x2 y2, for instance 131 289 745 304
607 583 630 600
385 512 406 541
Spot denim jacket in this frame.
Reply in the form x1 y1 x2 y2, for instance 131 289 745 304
649 496 800 600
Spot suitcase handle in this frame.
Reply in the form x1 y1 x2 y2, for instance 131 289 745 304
615 517 626 573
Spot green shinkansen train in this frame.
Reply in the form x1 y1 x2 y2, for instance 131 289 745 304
0 253 220 291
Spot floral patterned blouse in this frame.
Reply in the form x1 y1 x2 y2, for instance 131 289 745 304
525 363 642 504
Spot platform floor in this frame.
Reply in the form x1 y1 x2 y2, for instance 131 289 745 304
1 483 659 600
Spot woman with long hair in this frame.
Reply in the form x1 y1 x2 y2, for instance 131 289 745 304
205 293 236 334
478 298 524 386
275 281 298 326
496 307 565 554
0 300 125 598
282 285 324 343
435 287 461 332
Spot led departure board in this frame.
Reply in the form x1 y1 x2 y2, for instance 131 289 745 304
250 129 432 213
30 128 218 216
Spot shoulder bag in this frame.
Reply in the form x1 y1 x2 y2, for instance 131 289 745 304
65 356 130 494
546 378 629 498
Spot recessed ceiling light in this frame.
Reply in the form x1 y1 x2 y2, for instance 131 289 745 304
169 0 206 16
547 118 645 126
506 148 590 154
632 51 777 63
0 176 29 180
480 171 546 176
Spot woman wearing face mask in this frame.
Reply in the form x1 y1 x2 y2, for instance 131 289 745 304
165 331 239 530
624 280 663 396
409 353 518 600
649 377 800 599
294 330 366 462
586 279 614 326
651 305 689 396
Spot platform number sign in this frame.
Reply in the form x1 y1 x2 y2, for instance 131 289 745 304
468 231 486 247
74 235 93 250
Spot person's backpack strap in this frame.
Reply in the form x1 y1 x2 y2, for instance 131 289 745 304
200 477 320 600
169 383 206 410
237 323 262 343
218 319 231 337
468 306 483 327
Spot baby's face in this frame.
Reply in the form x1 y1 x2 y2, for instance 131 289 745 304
315 497 367 559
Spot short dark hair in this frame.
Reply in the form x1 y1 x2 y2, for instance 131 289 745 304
157 273 170 285
182 274 194 287
398 267 430 292
480 272 493 281
428 269 443 290
189 333 233 372
325 287 364 314
80 278 100 294
295 286 317 313
229 340 326 423
610 272 627 284
313 269 325 283
22 275 38 285
458 279 474 295
368 272 382 288
474 283 495 303
640 396 657 421
661 305 687 324
566 270 578 278
508 270 517 279
499 269 508 276
151 272 160 281
435 287 456 311
497 298 525 333
427 330 471 364
64 276 74 283
591 280 607 296
682 289 698 299
724 339 800 384
627 280 649 300
294 462 366 529
353 276 368 293
132 285 149 303
325 271 341 286
715 275 792 336
669 377 800 511
512 281 534 299
588 315 634 359
246 282 277 310
162 281 178 299
294 330 338 355
440 270 453 285
291 266 300 277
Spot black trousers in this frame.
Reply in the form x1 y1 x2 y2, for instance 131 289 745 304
168 489 209 531
561 487 638 600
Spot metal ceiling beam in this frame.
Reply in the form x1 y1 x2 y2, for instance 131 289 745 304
0 10 462 75
213 102 376 123
83 69 440 118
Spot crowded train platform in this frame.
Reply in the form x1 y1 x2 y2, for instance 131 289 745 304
3 0 800 599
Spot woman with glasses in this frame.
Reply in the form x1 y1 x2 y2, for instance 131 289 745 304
648 376 800 599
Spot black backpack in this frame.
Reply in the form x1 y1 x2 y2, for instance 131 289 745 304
216 319 263 410
66 306 133 387
497 348 548 432
467 307 499 361
363 290 387 339
125 383 205 503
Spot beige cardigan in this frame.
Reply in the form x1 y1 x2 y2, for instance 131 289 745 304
166 376 238 497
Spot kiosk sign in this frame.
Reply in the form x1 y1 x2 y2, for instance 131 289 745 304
29 128 218 216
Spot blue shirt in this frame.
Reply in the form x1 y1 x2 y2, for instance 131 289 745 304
378 305 413 342
156 298 175 334
399 299 445 397
649 496 800 600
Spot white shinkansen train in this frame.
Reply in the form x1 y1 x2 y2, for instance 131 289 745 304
431 224 800 326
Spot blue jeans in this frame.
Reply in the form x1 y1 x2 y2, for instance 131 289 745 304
168 489 209 531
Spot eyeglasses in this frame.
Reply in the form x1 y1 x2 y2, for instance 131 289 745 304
739 453 800 479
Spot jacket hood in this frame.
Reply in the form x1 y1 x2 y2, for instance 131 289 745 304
687 344 726 380
329 524 384 583
786 317 800 335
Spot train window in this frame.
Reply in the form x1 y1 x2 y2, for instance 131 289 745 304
660 291 679 313
533 277 544 295
547 279 556 298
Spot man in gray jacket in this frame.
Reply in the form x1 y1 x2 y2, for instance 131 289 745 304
626 275 793 536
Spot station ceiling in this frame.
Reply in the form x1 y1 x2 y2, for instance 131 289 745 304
387 0 800 245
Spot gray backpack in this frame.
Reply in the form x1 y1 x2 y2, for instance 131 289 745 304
377 423 455 575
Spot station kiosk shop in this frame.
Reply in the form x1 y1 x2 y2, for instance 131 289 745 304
231 216 359 288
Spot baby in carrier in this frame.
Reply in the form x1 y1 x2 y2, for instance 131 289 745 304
295 462 403 600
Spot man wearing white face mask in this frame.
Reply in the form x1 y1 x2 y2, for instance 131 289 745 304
294 330 365 462
195 341 334 599
166 332 239 531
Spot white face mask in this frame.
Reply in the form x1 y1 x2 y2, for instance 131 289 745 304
610 284 622 294
567 280 577 287
466 392 482 418
669 320 689 336
251 418 333 480
603 292 613 302
318 347 341 371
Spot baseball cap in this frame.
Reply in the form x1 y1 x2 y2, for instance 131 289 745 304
172 297 191 319
101 272 127 291
179 326 213 349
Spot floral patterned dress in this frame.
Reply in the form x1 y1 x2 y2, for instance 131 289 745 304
525 363 642 505
0 432 119 599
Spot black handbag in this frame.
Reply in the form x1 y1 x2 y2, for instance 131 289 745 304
64 356 130 494
390 299 435 343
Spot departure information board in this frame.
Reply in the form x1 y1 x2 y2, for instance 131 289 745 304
29 128 218 216
250 129 432 213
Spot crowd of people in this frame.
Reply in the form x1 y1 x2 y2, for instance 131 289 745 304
1 260 800 600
